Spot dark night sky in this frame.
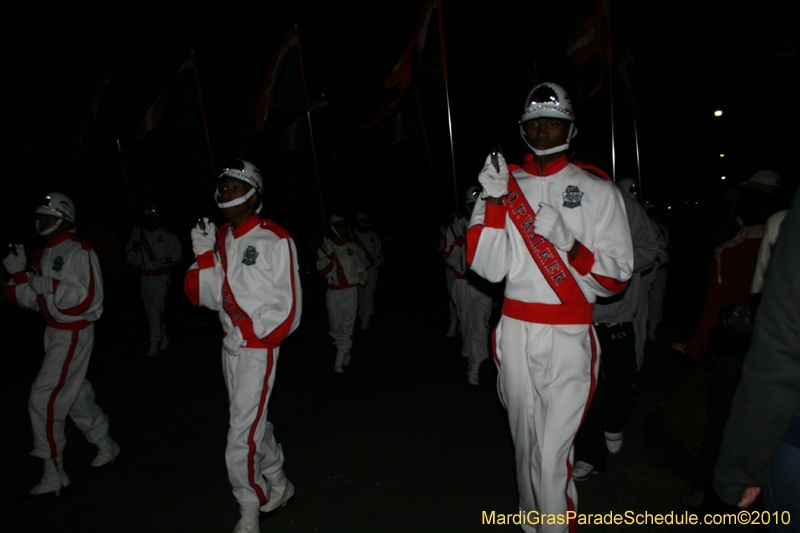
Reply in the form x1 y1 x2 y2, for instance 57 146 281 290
4 0 797 245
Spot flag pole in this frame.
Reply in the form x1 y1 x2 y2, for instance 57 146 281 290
435 1 458 214
294 24 328 235
190 49 217 180
417 92 443 221
116 139 137 222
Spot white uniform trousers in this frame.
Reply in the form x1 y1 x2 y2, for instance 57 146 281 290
326 286 359 354
494 316 599 533
223 345 285 506
357 267 379 321
30 325 109 459
452 278 491 365
140 274 169 342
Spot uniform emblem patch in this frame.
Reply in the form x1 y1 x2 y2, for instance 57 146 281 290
562 185 583 208
52 256 65 272
347 249 354 256
242 246 258 266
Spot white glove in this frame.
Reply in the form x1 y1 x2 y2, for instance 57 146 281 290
191 218 217 256
223 326 246 356
151 257 166 269
358 270 367 287
28 276 55 295
130 226 141 242
3 244 27 274
322 236 335 255
477 153 509 198
534 203 575 252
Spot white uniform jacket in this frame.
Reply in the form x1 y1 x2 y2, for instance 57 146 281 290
6 232 103 328
468 155 634 321
352 229 383 270
441 215 470 278
316 239 367 289
185 215 302 349
127 226 183 276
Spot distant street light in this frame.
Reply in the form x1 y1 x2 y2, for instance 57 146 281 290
720 154 725 157
715 110 724 117
722 176 727 180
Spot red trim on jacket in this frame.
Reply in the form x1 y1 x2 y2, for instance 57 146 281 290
197 250 215 270
590 273 629 293
5 285 18 306
568 242 595 276
260 239 297 346
352 231 376 268
140 231 158 262
47 331 79 458
184 269 200 306
231 214 261 239
484 201 507 228
47 319 91 330
247 347 273 505
466 225 482 266
521 153 569 177
318 256 335 276
12 270 28 285
501 298 594 325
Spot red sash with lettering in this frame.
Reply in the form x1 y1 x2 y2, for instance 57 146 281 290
214 233 266 344
504 175 588 306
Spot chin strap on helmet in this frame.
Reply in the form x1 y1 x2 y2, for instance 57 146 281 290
36 218 63 237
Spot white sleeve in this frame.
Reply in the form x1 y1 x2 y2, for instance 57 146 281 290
466 198 512 283
246 238 302 342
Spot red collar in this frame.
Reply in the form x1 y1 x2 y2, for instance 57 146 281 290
47 231 72 248
521 153 569 177
333 238 347 246
231 214 261 239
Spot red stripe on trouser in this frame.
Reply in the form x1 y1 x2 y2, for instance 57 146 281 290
564 329 598 533
46 331 79 458
247 347 274 505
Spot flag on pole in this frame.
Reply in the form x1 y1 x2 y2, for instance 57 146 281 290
135 50 208 139
384 0 448 111
255 28 308 132
77 70 109 159
615 48 637 112
565 0 611 99
281 95 328 151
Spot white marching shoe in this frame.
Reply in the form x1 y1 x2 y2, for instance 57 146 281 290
91 435 121 467
604 431 624 454
260 467 295 513
147 341 159 357
233 504 260 533
334 351 346 374
29 456 70 498
467 361 481 386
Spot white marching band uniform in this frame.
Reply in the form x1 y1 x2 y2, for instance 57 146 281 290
6 232 112 469
317 237 367 371
127 225 182 351
468 154 633 532
442 214 492 385
185 214 302 510
352 227 382 330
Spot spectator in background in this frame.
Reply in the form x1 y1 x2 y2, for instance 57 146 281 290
714 186 800 532
673 193 769 508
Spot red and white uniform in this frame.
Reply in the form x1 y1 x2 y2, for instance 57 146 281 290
185 214 302 506
468 155 633 532
442 215 492 368
5 232 111 460
316 238 367 357
127 226 182 343
352 228 382 325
